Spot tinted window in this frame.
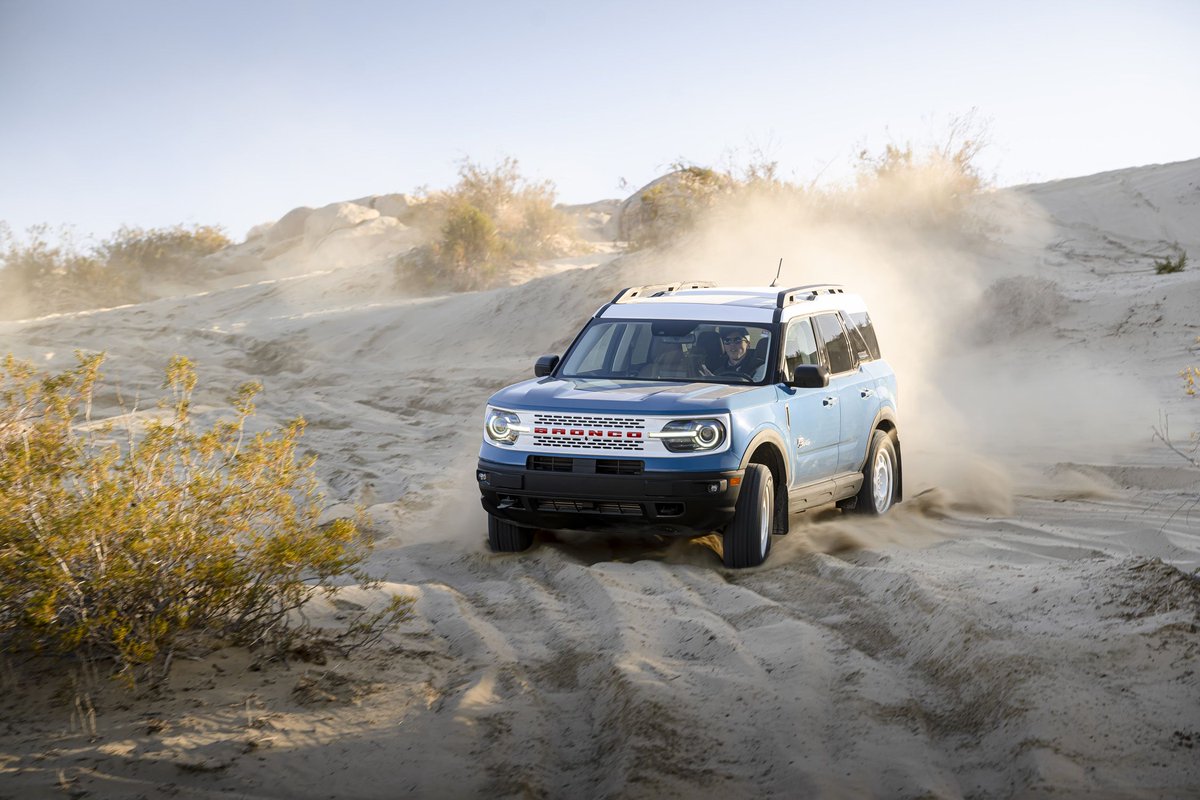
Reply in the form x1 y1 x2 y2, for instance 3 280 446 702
576 323 620 372
815 313 855 374
782 317 819 379
846 311 881 360
559 320 773 384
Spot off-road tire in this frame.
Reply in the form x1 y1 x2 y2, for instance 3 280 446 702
488 514 535 552
723 464 773 568
853 430 897 516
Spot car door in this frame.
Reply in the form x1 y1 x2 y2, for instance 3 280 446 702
813 312 879 474
779 316 840 486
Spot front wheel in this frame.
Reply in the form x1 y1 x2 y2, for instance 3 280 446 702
853 430 897 515
723 464 773 568
488 514 535 552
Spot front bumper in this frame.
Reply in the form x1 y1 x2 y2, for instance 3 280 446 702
477 458 744 536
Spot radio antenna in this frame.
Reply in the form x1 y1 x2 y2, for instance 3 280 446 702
770 257 783 287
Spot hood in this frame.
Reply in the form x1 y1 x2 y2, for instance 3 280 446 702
487 377 758 415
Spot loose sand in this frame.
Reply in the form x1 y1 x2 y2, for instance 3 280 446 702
1 160 1197 799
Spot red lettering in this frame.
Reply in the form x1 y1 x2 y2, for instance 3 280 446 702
570 429 585 436
534 427 547 434
587 430 603 437
627 432 642 439
606 430 622 438
552 428 566 435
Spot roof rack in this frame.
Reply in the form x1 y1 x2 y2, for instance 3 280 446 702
610 281 717 304
775 284 845 309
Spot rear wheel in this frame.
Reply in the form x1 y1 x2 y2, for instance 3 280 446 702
488 514 535 552
723 464 773 568
853 430 897 516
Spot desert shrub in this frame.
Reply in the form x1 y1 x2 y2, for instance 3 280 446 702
396 157 578 292
0 224 129 318
0 223 231 319
1153 338 1200 468
620 116 990 252
0 353 396 684
97 224 230 280
401 201 509 291
1154 252 1187 274
624 166 736 250
850 115 988 230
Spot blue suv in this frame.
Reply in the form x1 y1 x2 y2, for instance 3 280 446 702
476 282 902 567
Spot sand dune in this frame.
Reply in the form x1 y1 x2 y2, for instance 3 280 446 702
1 161 1198 798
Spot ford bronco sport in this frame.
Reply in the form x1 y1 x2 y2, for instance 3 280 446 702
476 282 901 567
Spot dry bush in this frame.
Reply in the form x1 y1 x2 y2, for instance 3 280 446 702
1153 340 1200 468
0 223 231 319
396 157 579 292
850 117 987 229
623 116 990 251
401 200 509 292
0 224 128 318
0 353 401 685
624 166 736 250
1154 251 1187 275
98 224 230 280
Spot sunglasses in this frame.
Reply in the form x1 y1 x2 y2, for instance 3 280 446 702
722 336 748 345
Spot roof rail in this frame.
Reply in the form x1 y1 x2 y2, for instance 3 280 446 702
610 281 717 304
775 284 845 308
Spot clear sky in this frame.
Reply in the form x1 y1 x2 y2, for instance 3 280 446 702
1 0 1197 242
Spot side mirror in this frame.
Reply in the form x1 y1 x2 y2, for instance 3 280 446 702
534 354 560 377
790 364 830 388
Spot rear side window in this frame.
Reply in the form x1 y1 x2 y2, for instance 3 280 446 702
815 313 855 374
782 317 819 379
845 311 881 361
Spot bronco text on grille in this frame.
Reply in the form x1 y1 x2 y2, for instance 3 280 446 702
531 413 646 451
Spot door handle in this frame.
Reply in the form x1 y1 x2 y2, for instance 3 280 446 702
860 388 873 398
823 396 838 407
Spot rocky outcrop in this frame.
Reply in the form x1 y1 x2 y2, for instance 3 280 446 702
265 206 314 244
303 203 380 245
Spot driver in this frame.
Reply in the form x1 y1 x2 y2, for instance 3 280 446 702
700 326 763 378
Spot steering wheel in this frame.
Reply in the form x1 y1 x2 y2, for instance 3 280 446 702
714 370 752 382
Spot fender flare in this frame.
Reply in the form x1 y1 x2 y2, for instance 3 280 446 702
738 426 792 534
738 426 791 487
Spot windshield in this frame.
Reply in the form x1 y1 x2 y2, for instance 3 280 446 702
558 320 773 384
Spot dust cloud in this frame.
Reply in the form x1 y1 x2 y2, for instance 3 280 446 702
623 177 1159 525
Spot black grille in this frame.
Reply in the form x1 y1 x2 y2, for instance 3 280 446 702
528 455 574 472
533 499 643 516
596 459 644 475
526 457 644 475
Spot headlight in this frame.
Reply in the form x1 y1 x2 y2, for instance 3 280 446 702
650 418 727 452
484 408 525 445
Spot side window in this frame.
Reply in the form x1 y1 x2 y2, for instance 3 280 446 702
815 313 855 374
846 311 882 360
782 317 819 379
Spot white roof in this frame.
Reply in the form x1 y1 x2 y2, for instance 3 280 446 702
598 285 867 323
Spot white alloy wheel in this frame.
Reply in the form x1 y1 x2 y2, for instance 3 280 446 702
759 485 771 558
872 445 894 514
852 430 898 517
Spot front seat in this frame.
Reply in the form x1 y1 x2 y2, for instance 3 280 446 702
696 330 722 366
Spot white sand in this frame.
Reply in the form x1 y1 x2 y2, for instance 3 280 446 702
1 161 1198 798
